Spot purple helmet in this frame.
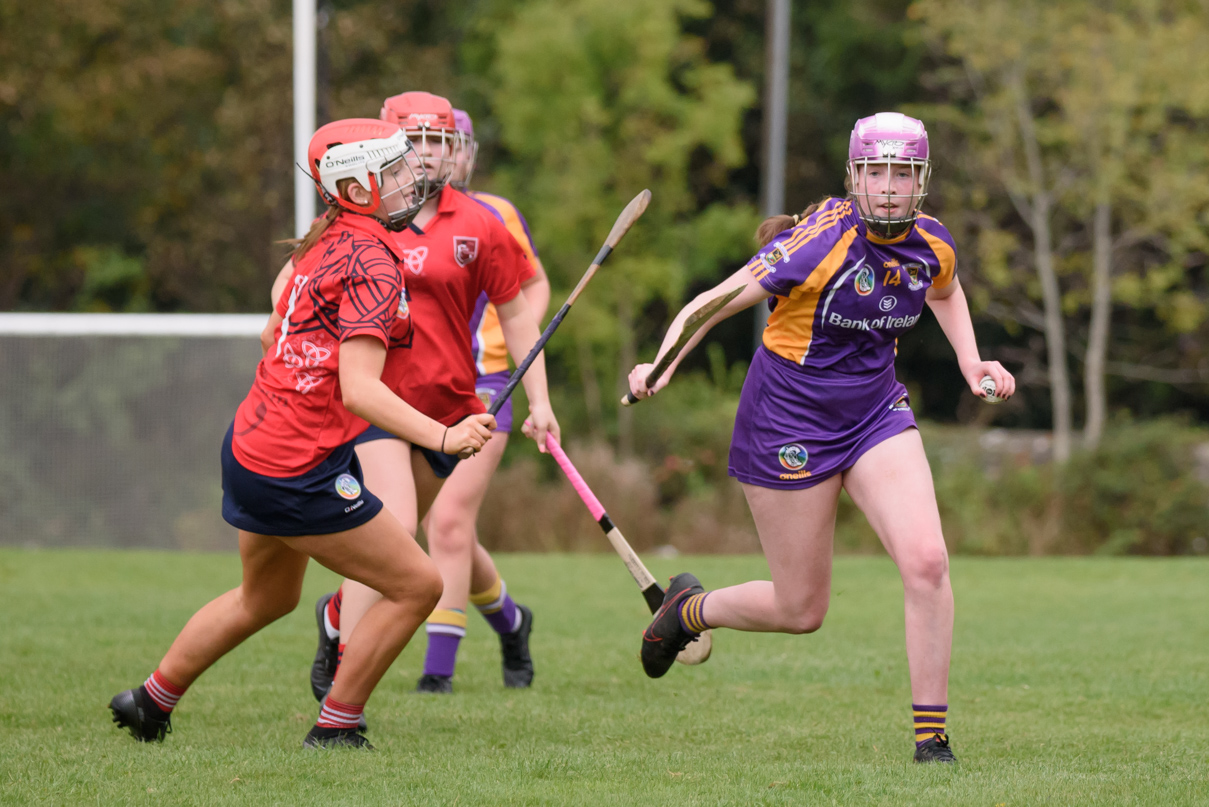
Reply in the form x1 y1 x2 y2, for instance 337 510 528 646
450 108 478 190
846 112 931 238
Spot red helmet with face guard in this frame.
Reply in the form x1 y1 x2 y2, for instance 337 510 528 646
379 92 460 194
307 118 426 231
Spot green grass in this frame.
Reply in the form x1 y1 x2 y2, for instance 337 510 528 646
1 551 1206 806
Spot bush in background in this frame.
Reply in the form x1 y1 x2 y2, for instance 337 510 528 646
480 397 1209 556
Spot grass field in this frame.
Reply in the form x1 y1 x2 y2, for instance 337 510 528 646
1 550 1206 806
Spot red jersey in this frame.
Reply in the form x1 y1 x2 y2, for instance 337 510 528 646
387 186 535 425
233 213 414 477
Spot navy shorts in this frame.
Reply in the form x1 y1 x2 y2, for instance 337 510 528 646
354 425 462 479
221 423 384 536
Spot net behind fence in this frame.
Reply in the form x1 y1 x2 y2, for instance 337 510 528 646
0 315 266 549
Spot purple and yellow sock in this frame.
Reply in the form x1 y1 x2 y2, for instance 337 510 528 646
913 703 948 747
470 576 521 635
423 609 467 678
678 592 711 635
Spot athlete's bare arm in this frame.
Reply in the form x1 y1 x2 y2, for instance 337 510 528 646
496 293 560 451
926 278 1015 399
628 266 771 400
519 270 550 323
260 260 294 355
339 336 495 455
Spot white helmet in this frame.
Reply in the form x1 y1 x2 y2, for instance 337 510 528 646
308 118 426 230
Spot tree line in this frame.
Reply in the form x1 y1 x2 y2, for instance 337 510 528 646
3 0 1207 452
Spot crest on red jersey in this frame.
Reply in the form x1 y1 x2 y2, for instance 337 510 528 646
453 236 479 267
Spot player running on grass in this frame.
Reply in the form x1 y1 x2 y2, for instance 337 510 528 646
109 119 495 749
275 94 558 705
626 113 1016 764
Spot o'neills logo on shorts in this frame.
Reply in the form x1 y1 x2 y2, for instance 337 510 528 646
334 473 362 501
778 444 812 480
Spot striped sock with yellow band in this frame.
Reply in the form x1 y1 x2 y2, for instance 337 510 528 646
913 703 948 747
423 608 468 678
678 592 711 634
470 575 521 636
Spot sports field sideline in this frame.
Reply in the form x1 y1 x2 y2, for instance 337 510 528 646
1 550 1205 805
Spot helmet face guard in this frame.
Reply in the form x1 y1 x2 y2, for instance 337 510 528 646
846 113 931 238
309 119 428 231
450 108 478 190
373 155 428 231
380 92 461 198
401 123 461 197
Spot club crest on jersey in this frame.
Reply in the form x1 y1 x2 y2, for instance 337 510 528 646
398 288 410 320
453 236 479 267
761 242 790 274
778 444 809 471
402 246 428 276
889 394 911 412
855 264 875 296
334 474 362 501
904 262 927 291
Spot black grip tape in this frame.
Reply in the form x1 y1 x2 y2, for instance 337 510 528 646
642 583 666 614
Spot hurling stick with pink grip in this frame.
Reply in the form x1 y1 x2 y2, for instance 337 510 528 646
545 434 712 666
457 189 652 459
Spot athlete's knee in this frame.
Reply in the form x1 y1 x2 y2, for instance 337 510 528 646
241 587 299 625
378 555 443 612
900 541 949 590
779 599 829 634
427 509 476 556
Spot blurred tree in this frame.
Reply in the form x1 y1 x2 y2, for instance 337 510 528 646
913 0 1209 457
484 0 757 455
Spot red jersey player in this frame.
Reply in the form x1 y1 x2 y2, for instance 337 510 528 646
405 107 553 693
269 93 559 712
109 119 494 750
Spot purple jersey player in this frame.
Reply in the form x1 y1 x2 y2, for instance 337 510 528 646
627 113 1015 764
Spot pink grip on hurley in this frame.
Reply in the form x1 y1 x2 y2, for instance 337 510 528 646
545 435 607 522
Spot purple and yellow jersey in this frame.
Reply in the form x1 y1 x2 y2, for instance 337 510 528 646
746 197 957 374
466 191 544 376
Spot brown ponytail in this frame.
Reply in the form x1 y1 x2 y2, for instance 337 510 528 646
281 178 364 262
286 205 342 262
754 196 843 247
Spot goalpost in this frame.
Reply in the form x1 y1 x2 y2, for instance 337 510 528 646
0 314 267 550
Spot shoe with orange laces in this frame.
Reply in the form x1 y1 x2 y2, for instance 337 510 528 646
913 733 957 763
640 573 704 678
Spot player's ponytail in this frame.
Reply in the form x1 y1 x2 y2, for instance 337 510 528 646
283 178 363 262
288 205 342 262
755 196 841 247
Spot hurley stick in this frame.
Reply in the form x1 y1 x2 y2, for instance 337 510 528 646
457 189 653 458
545 434 712 666
621 284 745 406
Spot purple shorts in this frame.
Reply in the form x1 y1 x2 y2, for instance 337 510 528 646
474 370 514 433
728 347 916 490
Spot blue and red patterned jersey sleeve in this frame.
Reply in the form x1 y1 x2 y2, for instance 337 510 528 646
337 240 404 346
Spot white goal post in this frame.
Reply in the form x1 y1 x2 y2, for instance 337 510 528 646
0 313 268 550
